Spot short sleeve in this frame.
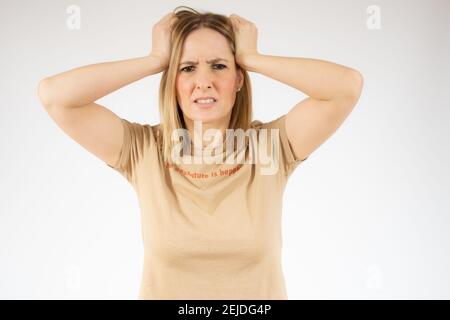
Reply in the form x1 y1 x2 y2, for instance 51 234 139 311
106 118 154 184
259 114 308 178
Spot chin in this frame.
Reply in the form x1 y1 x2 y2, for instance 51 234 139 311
187 108 231 123
189 112 223 123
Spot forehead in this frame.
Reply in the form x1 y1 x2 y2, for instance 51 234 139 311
180 28 231 59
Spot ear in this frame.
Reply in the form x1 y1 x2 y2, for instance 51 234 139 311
236 66 244 89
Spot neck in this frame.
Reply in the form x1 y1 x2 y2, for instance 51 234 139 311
184 115 231 150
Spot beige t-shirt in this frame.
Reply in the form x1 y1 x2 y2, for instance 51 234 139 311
107 114 307 299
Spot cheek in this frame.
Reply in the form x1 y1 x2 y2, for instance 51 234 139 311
176 81 190 102
223 75 239 93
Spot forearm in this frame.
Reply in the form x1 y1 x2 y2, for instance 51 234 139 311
241 54 362 101
38 55 167 109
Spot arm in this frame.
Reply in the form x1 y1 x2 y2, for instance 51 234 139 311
241 53 363 161
229 14 362 165
241 54 362 101
38 10 176 109
37 12 176 170
36 54 167 167
38 55 167 109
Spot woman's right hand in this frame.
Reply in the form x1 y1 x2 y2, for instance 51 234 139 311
149 12 177 69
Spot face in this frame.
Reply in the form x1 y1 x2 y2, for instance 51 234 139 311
175 27 243 129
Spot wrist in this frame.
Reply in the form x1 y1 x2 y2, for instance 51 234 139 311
237 52 260 72
147 54 169 73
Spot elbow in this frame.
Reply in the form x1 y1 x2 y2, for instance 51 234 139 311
347 70 364 100
37 78 54 109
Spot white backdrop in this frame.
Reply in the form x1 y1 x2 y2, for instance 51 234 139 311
1 0 449 299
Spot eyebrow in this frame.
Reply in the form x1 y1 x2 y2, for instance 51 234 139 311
180 58 228 66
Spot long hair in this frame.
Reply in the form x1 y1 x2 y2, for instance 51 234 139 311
158 6 253 163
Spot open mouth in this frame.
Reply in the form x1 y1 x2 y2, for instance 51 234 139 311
194 98 217 108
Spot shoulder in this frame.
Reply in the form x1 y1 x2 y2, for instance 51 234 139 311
150 122 162 138
119 119 162 150
150 123 163 150
250 115 285 130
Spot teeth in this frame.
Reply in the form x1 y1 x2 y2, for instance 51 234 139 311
196 98 215 103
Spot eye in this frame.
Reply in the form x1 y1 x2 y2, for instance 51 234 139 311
179 66 192 72
214 64 227 70
180 64 227 72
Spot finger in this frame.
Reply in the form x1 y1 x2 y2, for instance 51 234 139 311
229 14 240 21
167 13 177 26
166 12 176 22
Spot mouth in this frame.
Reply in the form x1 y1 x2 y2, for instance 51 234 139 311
193 98 217 109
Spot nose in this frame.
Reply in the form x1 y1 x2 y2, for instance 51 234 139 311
195 66 213 90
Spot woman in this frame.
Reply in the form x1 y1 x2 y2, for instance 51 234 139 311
37 6 363 299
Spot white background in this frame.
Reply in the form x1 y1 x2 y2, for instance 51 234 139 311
1 0 449 299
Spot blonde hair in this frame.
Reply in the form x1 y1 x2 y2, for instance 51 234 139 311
158 6 253 163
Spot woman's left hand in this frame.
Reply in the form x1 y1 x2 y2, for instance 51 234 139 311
229 14 259 68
